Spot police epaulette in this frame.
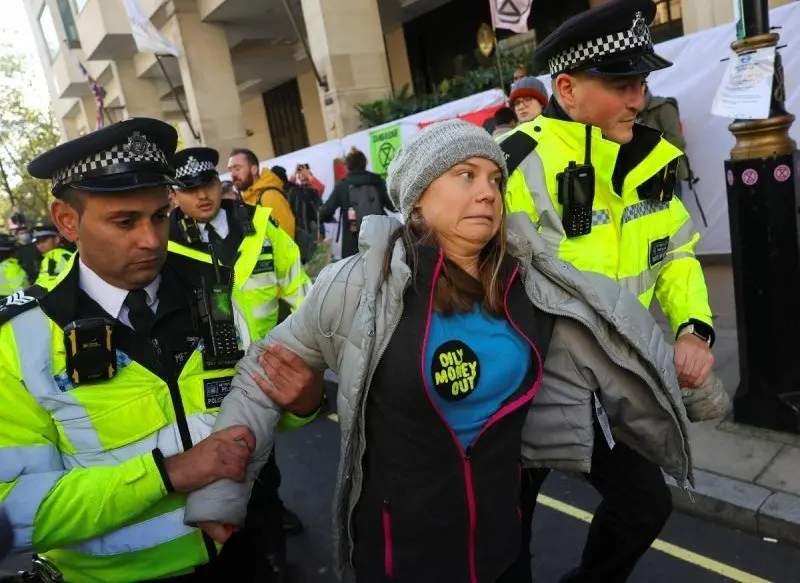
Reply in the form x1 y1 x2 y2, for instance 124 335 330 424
0 285 47 326
499 131 539 175
268 215 280 228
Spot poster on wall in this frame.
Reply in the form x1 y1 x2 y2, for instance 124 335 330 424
368 124 401 178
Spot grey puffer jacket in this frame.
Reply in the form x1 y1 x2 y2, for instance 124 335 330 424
184 213 692 577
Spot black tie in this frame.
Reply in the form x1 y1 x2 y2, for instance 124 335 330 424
206 223 221 244
125 288 155 335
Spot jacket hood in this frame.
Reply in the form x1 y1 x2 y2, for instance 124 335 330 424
241 169 283 205
644 92 678 112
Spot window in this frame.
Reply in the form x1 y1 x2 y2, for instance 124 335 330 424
650 0 683 43
39 5 60 62
71 0 89 14
56 0 81 49
263 79 310 157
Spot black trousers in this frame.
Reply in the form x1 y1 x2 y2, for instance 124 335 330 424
512 427 673 583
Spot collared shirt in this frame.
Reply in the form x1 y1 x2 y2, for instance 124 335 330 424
78 259 160 328
198 208 230 243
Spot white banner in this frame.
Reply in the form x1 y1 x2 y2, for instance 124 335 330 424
122 0 181 57
490 0 532 34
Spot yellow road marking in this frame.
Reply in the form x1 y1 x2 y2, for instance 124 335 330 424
537 495 771 583
324 413 770 582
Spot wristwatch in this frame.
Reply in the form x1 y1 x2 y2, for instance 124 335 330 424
683 323 712 346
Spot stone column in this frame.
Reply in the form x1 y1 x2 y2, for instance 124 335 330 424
115 59 165 120
300 0 392 139
166 0 247 167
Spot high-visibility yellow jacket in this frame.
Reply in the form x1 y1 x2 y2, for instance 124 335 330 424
0 258 28 298
35 248 73 289
501 115 712 334
168 204 311 348
0 255 313 582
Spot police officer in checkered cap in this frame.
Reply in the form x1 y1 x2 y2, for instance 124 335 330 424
7 118 308 581
500 1 723 581
168 144 312 580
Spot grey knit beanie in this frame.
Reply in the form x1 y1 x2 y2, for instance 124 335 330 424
387 119 508 221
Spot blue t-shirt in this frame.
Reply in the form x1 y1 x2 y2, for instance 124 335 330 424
425 304 532 450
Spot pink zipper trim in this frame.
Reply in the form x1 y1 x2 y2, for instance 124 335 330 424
382 504 394 579
473 264 544 444
463 457 478 583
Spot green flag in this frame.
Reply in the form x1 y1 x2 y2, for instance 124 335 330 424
369 124 401 179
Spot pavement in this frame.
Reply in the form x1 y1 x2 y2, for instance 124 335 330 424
654 259 800 550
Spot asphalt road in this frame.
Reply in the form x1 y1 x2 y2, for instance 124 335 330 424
4 382 800 582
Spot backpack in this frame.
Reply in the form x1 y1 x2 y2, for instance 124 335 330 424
286 185 320 264
345 183 385 234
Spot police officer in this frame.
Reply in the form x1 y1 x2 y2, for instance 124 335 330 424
499 1 720 581
167 146 312 580
0 118 320 582
31 224 73 288
0 234 28 298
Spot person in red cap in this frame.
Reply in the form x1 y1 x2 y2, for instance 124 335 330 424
508 76 549 123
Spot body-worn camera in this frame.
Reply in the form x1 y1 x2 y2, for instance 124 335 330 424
63 318 116 385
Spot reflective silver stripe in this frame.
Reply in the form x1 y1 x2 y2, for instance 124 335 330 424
251 299 279 321
233 299 251 349
67 507 196 556
5 470 64 551
242 272 278 292
11 308 103 452
186 412 215 445
621 200 669 224
62 420 184 469
517 151 565 250
0 445 62 481
618 251 698 297
592 210 611 226
668 218 697 251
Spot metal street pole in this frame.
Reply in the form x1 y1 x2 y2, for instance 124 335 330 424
725 0 800 434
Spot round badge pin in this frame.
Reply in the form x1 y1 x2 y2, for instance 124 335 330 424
742 169 759 186
774 164 791 183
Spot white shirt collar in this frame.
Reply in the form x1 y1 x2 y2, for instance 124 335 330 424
78 259 161 321
198 208 229 241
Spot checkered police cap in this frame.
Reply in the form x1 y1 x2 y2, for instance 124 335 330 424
50 131 169 192
548 11 652 75
533 0 671 78
175 156 216 179
27 118 180 197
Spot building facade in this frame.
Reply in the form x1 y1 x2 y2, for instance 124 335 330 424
23 0 798 168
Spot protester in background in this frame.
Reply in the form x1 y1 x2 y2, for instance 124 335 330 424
513 66 529 82
221 179 237 200
492 106 518 138
289 163 326 197
228 148 296 238
0 234 28 298
273 165 320 263
637 85 689 199
183 121 692 583
509 76 549 123
319 147 394 259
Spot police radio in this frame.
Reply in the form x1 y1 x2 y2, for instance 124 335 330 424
557 125 595 238
197 244 243 369
63 318 116 385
